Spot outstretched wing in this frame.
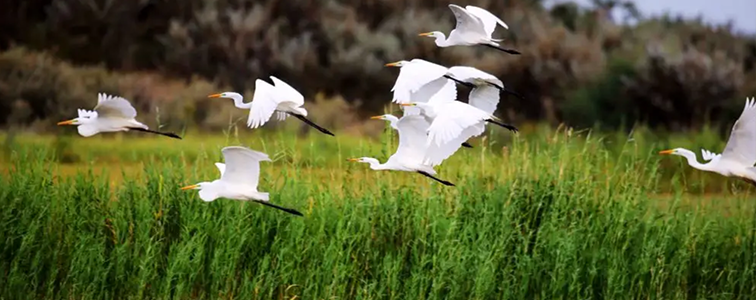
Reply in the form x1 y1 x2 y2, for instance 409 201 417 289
701 149 721 162
464 5 509 37
426 101 489 147
269 76 305 106
468 85 500 116
220 146 272 189
426 80 458 106
247 79 279 128
392 59 449 104
424 123 485 166
393 115 430 162
448 4 486 36
214 162 226 176
94 93 138 119
721 97 756 166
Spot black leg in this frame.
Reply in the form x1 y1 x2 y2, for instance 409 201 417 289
126 127 182 139
443 75 476 88
481 44 521 55
485 119 518 133
417 171 455 186
461 142 473 148
256 201 304 216
289 113 335 136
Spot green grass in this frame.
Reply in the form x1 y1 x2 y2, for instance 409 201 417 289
1 125 755 299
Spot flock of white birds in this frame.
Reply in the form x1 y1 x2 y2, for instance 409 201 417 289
55 4 756 217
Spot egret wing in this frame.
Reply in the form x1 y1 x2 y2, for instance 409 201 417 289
247 79 279 128
220 146 271 189
721 98 756 165
393 115 430 162
448 4 486 35
447 66 501 84
701 149 721 162
94 93 138 119
424 123 485 166
214 163 226 177
468 85 500 115
392 59 449 104
426 102 489 147
426 80 458 106
464 5 509 36
270 76 305 106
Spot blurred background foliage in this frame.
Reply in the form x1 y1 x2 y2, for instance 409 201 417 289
0 0 754 134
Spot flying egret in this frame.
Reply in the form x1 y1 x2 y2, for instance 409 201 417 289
660 97 756 186
419 4 519 55
180 146 303 216
57 93 181 139
385 60 522 123
401 99 516 149
349 115 456 186
209 76 335 136
371 114 474 149
384 59 457 116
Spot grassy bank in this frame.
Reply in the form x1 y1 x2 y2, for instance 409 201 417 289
1 127 755 299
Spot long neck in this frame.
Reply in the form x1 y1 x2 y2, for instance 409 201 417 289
434 33 450 47
365 158 389 170
677 149 713 171
386 116 399 129
230 94 252 109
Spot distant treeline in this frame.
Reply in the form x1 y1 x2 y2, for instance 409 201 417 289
1 0 755 132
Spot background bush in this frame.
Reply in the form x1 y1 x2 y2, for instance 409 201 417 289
0 0 754 133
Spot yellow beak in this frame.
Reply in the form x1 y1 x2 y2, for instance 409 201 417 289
347 158 359 162
207 94 222 98
400 103 415 107
370 115 384 120
659 149 674 155
384 62 400 67
180 184 199 190
57 119 75 126
418 32 433 37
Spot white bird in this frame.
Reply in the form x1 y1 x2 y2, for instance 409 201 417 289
419 4 519 55
385 60 522 125
371 114 473 168
400 100 505 152
57 93 181 139
660 97 756 186
349 114 456 186
181 146 303 216
209 76 335 136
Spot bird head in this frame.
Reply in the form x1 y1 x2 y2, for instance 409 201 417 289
180 182 217 202
370 114 391 121
658 148 683 156
56 118 82 126
207 92 240 99
400 103 417 107
418 31 443 39
384 60 408 67
347 157 371 164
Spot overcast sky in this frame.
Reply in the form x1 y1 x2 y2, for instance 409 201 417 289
546 0 755 34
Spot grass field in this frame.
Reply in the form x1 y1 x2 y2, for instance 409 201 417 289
1 124 755 299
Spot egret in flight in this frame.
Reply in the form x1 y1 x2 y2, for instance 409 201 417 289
181 146 303 216
209 76 335 136
57 93 181 139
385 60 521 128
419 4 519 55
660 97 756 186
349 115 457 186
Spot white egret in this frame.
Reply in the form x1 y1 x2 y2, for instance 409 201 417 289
660 97 756 186
209 76 335 136
181 146 303 216
385 60 521 130
57 93 181 139
371 114 474 149
400 98 515 150
349 115 456 186
419 4 519 55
